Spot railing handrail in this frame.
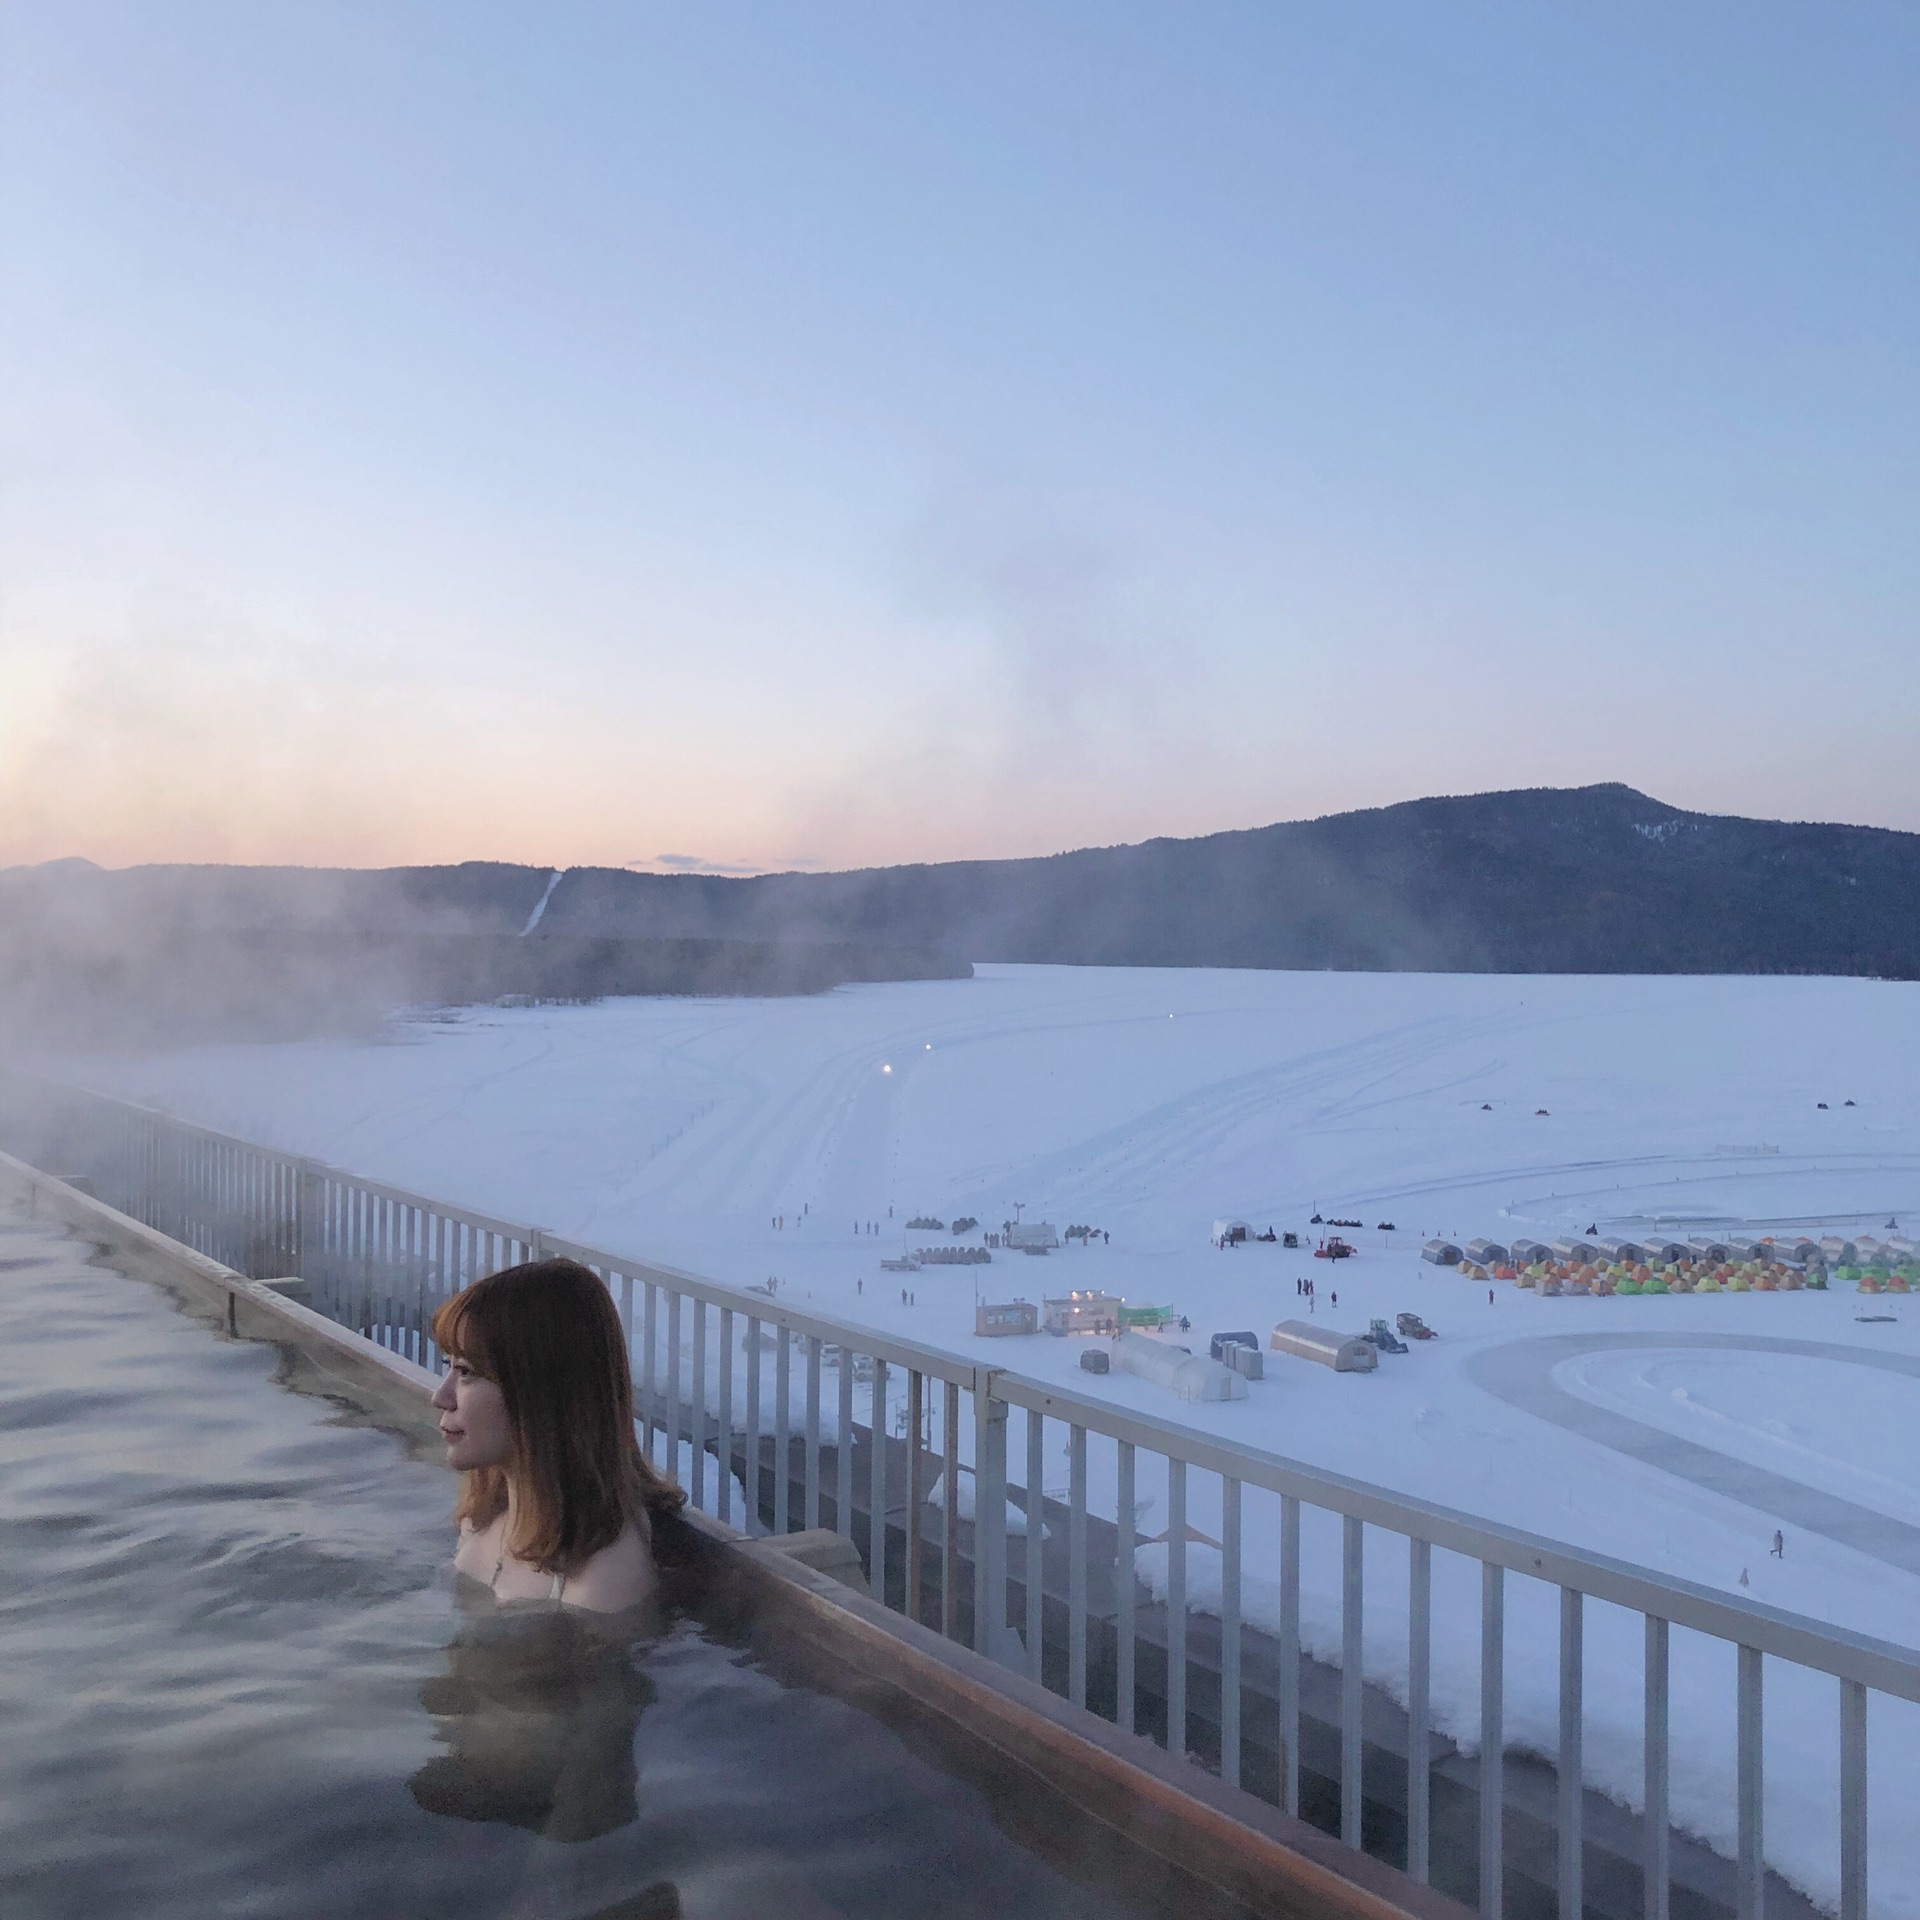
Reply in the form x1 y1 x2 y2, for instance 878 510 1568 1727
13 1063 1920 1706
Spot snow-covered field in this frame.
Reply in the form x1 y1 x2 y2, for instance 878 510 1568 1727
55 965 1920 1913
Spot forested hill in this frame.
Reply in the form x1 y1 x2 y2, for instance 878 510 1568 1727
534 785 1920 977
9 784 1919 980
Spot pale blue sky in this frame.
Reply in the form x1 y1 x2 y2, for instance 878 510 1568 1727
2 4 1914 869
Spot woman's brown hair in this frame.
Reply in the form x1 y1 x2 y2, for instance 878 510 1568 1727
431 1257 684 1573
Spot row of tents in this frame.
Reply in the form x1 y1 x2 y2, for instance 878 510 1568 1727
1423 1232 1915 1270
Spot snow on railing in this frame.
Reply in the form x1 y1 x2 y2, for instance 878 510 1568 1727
2 1066 1910 1920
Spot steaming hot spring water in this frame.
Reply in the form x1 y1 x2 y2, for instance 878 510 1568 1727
0 1209 1202 1920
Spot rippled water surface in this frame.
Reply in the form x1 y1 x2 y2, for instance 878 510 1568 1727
0 1209 1150 1920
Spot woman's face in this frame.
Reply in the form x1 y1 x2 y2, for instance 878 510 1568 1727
430 1356 512 1472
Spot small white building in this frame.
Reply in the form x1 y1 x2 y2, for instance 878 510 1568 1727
1421 1239 1462 1266
1114 1332 1247 1403
1687 1235 1730 1262
1509 1238 1552 1265
1462 1238 1509 1267
1269 1320 1377 1372
1211 1218 1251 1247
1596 1237 1645 1264
1549 1237 1595 1265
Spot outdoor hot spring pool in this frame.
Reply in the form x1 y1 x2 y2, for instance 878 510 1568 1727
0 1207 1206 1920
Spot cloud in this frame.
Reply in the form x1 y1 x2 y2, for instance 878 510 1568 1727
631 853 764 875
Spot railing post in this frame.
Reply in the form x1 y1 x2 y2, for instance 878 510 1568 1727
667 1289 683 1485
1839 1677 1866 1920
774 1325 791 1535
941 1379 960 1639
1220 1475 1241 1789
1558 1587 1584 1920
1342 1515 1364 1847
1408 1535 1431 1882
1279 1493 1301 1818
1168 1457 1188 1757
716 1306 734 1525
1116 1440 1137 1733
868 1356 889 1603
1644 1615 1670 1920
906 1369 924 1625
690 1299 708 1513
1481 1561 1504 1919
642 1282 659 1467
1025 1408 1045 1684
1737 1646 1763 1920
744 1316 763 1533
837 1354 856 1536
974 1377 1010 1665
1068 1423 1088 1708
804 1335 822 1529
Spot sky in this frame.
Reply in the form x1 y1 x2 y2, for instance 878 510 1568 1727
1 3 1915 874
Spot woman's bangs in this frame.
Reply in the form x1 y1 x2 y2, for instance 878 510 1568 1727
430 1288 496 1374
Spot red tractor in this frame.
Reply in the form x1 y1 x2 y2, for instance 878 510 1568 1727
1314 1235 1356 1260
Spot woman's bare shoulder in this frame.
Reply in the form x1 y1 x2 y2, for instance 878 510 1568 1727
564 1523 658 1614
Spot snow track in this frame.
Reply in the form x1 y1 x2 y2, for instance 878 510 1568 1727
1468 1333 1920 1573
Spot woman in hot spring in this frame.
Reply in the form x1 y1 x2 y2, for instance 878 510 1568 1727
429 1258 684 1612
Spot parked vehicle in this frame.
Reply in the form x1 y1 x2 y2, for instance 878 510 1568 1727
1395 1312 1436 1340
1366 1317 1409 1354
1314 1236 1355 1260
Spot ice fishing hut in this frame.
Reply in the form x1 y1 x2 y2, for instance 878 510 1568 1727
1269 1320 1378 1372
1463 1238 1509 1267
1596 1237 1645 1264
1509 1238 1552 1265
1043 1291 1123 1335
1821 1235 1860 1265
1211 1219 1251 1247
1642 1237 1688 1264
1421 1239 1463 1266
1550 1237 1595 1265
975 1300 1038 1338
1115 1331 1247 1402
1688 1235 1730 1262
1004 1219 1060 1252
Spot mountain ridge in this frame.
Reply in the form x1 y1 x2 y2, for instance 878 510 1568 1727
7 784 1917 981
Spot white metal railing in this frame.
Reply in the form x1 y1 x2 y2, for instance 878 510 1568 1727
3 1066 1910 1920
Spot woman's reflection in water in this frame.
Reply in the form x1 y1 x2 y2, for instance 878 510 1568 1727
409 1593 658 1843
